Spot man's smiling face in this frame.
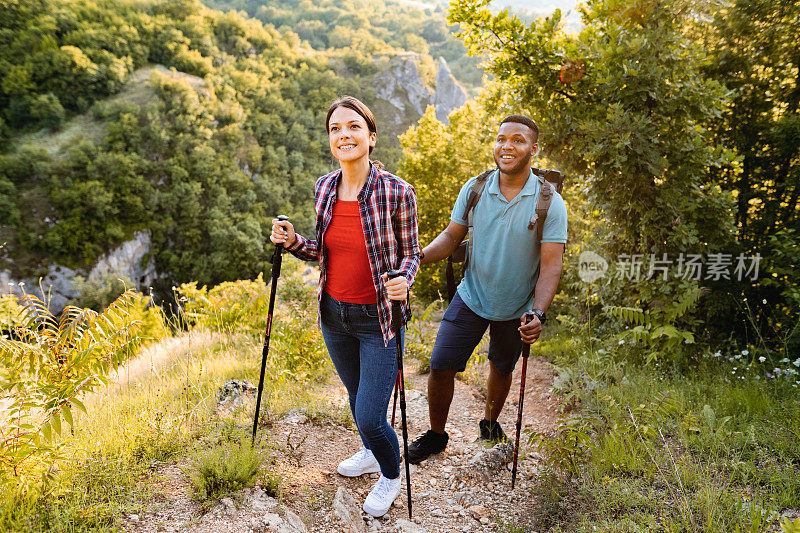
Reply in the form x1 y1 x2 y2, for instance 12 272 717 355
493 122 537 176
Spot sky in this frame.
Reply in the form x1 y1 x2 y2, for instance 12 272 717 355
491 0 582 30
396 0 583 32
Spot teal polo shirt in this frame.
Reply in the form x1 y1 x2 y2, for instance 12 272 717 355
451 169 568 321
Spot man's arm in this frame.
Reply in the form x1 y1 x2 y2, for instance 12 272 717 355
420 221 468 265
520 243 564 343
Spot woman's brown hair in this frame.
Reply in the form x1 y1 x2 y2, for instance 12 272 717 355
326 96 377 155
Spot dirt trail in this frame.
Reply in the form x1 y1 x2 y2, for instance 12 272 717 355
127 357 559 532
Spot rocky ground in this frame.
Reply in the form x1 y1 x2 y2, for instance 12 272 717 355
125 357 559 533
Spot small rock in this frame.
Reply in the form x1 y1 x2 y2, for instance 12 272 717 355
252 496 278 513
280 408 308 424
221 497 237 517
332 487 365 533
393 518 427 532
128 514 139 522
468 505 489 521
217 379 256 411
283 510 308 532
479 517 490 525
263 513 282 531
393 500 404 508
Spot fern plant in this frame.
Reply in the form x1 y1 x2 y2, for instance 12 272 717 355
0 290 143 485
604 287 706 363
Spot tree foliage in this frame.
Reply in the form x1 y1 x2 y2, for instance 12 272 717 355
450 0 734 259
208 0 484 88
400 103 494 299
701 0 800 350
0 0 359 291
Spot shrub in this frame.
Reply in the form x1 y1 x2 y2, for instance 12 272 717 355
184 441 261 502
176 275 271 335
71 271 134 311
29 93 65 130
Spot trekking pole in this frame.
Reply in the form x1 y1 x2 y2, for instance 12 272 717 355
252 215 289 446
391 373 400 428
387 270 412 518
511 311 535 489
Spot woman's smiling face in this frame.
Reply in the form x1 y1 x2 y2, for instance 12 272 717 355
328 106 376 163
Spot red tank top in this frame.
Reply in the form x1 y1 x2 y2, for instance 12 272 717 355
324 200 377 304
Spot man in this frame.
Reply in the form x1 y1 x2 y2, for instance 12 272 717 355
407 115 567 463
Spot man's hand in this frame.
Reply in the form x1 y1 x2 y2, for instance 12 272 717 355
382 273 408 302
519 313 542 344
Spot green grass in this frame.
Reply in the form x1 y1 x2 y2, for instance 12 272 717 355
0 314 338 532
520 325 800 532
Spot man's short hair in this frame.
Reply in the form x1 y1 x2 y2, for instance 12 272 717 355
500 115 539 143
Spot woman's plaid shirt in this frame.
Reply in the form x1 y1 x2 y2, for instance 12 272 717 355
286 164 420 346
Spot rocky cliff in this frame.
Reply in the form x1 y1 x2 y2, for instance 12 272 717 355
372 54 467 129
2 230 157 311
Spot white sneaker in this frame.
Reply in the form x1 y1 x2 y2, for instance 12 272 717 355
337 447 380 477
363 474 401 517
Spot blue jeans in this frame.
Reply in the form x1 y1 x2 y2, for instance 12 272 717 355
320 291 404 479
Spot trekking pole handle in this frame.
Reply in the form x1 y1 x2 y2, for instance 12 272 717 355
386 270 403 329
276 214 289 237
386 269 403 280
274 214 290 251
521 311 535 356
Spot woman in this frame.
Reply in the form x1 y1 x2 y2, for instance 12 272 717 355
270 96 420 517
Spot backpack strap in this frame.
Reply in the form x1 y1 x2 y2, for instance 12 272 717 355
460 169 494 221
528 168 563 243
462 169 494 270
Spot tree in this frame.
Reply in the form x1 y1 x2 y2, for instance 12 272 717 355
29 93 65 130
400 103 494 299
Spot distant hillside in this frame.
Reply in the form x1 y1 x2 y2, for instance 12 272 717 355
0 0 471 309
201 0 485 91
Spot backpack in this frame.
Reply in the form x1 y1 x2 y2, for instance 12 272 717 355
445 167 565 301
